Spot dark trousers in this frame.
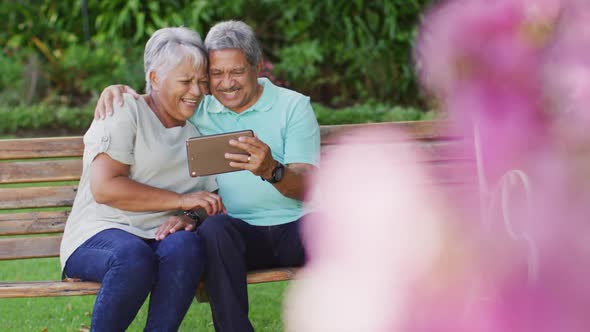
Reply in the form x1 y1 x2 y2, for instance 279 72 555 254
197 214 307 332
64 228 205 332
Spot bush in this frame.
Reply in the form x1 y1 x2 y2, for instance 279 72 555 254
0 0 431 108
0 52 26 105
0 103 94 135
313 103 435 125
0 102 435 136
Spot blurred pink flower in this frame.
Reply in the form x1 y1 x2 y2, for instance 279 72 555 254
285 1 590 331
285 127 448 332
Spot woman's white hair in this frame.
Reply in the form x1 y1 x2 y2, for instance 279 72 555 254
144 27 207 94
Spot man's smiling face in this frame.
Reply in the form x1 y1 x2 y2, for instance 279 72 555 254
208 49 261 113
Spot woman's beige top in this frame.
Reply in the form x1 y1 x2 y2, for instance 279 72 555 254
60 94 216 270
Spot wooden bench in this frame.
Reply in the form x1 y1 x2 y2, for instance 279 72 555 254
0 121 476 301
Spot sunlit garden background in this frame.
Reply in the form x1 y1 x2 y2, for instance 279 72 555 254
1 1 432 331
5 0 590 331
0 0 433 138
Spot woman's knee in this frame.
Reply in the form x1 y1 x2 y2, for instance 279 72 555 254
158 230 204 263
111 241 158 277
65 229 157 282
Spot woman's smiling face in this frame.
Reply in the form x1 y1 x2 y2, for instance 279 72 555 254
151 56 209 126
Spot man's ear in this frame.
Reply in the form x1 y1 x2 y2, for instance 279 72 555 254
150 71 160 91
255 61 263 76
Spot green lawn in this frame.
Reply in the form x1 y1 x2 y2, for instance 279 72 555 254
0 258 288 331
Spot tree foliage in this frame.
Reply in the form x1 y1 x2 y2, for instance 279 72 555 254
0 0 431 107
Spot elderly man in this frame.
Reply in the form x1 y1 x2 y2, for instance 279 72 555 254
95 20 320 332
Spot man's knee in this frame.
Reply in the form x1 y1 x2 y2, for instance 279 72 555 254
197 215 244 255
197 214 234 238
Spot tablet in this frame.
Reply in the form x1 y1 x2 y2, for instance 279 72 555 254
186 129 254 177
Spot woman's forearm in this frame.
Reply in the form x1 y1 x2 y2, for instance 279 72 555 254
92 175 181 212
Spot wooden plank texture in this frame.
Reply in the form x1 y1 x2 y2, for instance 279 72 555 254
0 235 61 260
0 121 475 300
320 140 472 163
0 159 82 184
0 281 101 298
0 186 77 210
0 211 69 235
195 267 298 302
0 137 84 160
0 267 297 298
318 121 459 145
246 267 298 284
0 121 459 160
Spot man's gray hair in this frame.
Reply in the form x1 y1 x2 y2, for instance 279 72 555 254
144 27 207 94
204 20 262 67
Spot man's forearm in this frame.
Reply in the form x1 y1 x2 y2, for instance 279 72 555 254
271 164 315 201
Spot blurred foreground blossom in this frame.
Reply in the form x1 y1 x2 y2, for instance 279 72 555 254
285 0 590 331
284 127 451 331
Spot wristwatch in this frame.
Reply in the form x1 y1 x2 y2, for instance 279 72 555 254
183 210 202 227
261 161 285 184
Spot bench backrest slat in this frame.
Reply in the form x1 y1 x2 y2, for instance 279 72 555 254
0 137 84 160
319 140 471 163
0 160 83 184
0 235 62 260
0 121 477 262
318 121 455 143
0 211 69 235
0 186 77 209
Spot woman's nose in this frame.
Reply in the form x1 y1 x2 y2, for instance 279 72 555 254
190 82 203 96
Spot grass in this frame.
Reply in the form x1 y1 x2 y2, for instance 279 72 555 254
0 258 289 331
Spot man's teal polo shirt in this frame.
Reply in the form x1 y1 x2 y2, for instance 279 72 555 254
189 78 320 226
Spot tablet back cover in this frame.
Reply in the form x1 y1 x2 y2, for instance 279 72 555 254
186 130 253 177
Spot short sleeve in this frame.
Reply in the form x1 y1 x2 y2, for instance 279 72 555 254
283 97 321 166
83 94 138 165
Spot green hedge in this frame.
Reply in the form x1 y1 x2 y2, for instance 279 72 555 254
1 0 430 108
0 104 94 135
313 103 435 125
0 103 436 136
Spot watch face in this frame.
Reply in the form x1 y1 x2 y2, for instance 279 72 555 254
273 163 285 182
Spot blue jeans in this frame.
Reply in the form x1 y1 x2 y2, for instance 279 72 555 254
64 228 205 332
197 214 307 332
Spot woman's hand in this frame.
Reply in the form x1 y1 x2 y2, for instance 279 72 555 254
155 214 195 240
179 191 225 216
94 84 139 119
156 191 225 240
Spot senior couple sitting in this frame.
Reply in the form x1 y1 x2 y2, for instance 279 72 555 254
60 20 319 331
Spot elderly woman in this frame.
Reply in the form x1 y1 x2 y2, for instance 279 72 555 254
59 27 222 331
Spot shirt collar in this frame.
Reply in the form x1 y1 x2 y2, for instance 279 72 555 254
206 77 276 114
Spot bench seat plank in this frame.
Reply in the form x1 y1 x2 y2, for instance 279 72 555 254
196 268 299 303
0 159 82 184
0 236 61 260
0 268 298 299
0 211 69 235
0 186 77 210
0 281 101 298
